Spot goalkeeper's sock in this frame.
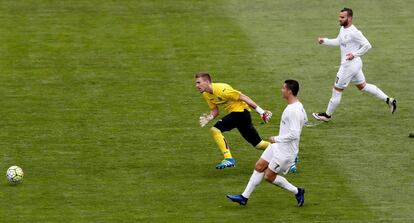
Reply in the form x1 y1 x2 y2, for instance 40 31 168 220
255 140 270 150
210 127 232 158
242 170 264 198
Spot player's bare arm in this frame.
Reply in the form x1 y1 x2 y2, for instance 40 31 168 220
209 106 219 118
239 93 272 123
239 93 259 109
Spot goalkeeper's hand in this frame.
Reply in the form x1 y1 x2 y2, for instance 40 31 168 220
261 110 272 123
255 106 272 123
199 113 214 127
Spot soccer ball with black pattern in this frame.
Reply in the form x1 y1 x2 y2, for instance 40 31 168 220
6 166 24 184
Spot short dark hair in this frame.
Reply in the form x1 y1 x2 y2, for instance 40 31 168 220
195 72 211 82
284 79 299 96
341 7 353 17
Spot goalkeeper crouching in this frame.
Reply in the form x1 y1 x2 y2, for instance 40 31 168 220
195 72 272 169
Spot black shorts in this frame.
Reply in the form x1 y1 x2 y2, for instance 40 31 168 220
214 110 262 147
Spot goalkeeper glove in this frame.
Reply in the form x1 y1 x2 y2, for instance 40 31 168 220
255 106 272 123
199 113 214 127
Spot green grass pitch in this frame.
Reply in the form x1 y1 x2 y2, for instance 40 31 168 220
0 0 413 222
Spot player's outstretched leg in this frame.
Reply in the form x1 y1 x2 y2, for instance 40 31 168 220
313 88 342 122
313 88 342 121
295 188 305 207
226 194 248 206
360 83 397 114
386 98 397 114
216 158 236 169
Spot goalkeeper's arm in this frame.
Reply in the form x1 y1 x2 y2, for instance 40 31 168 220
239 94 272 123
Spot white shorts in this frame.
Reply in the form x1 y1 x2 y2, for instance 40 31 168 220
260 144 296 175
335 59 366 89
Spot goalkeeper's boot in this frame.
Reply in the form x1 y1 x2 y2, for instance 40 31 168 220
312 112 331 122
226 194 248 206
295 188 305 207
289 156 299 173
215 158 236 169
386 98 397 114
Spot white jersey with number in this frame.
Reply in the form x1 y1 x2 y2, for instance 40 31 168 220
261 101 308 174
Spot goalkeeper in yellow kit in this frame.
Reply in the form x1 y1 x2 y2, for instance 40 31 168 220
195 72 272 169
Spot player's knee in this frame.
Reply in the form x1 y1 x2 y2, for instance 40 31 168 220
254 165 266 172
333 87 343 94
210 127 221 136
264 171 276 183
357 82 366 91
254 160 267 172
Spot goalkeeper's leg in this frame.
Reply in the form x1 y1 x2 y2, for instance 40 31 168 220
210 127 236 169
236 112 269 150
210 127 232 159
211 113 238 159
210 113 241 169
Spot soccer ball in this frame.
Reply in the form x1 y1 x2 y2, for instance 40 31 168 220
6 166 24 184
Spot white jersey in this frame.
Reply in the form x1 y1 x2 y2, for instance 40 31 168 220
323 24 371 66
273 101 308 156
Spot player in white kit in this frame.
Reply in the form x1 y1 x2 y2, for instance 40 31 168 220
226 80 307 207
313 8 397 122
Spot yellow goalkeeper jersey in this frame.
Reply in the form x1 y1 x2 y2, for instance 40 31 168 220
203 83 250 113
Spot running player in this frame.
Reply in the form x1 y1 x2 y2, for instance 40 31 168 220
227 80 307 206
313 8 397 122
195 72 272 169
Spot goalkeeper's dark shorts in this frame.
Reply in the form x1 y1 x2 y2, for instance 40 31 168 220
214 109 262 147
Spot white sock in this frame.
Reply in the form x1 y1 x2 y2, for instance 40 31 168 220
326 89 342 116
242 170 264 198
362 83 388 101
273 175 298 194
